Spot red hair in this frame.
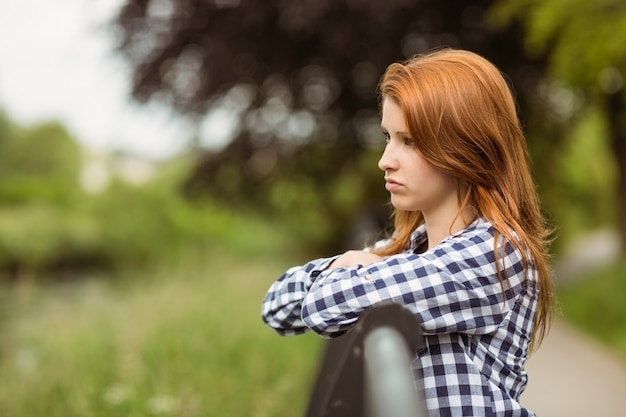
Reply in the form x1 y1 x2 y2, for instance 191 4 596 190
375 48 554 351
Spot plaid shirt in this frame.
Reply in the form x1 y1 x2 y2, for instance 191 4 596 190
262 218 538 416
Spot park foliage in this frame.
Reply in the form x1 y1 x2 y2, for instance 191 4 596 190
1 0 626 414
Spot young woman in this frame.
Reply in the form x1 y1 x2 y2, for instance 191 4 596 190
261 48 554 416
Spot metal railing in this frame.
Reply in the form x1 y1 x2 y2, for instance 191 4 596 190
305 303 428 417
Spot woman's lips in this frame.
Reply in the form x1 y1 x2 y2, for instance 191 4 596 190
384 178 401 192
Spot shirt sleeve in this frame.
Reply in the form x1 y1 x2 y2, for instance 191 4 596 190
261 256 338 335
301 235 527 338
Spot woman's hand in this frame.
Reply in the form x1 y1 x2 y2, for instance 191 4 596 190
328 250 383 269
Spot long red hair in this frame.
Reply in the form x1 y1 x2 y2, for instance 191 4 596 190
374 48 554 351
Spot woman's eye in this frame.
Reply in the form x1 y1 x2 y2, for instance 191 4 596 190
383 132 391 143
402 136 414 146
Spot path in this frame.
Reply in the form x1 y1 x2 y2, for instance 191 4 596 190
521 317 626 416
520 229 626 416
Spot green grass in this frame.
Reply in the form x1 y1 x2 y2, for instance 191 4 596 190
0 250 323 417
557 260 626 360
5 232 624 417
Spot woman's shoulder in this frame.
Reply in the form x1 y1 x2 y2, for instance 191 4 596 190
439 217 496 249
420 218 504 267
429 218 527 273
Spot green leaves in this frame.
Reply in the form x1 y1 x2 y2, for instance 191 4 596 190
490 0 626 91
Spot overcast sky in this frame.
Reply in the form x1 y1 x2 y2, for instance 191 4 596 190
0 0 201 160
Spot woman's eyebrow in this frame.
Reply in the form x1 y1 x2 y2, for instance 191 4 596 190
381 126 411 136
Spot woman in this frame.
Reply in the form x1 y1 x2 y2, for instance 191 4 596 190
261 48 554 416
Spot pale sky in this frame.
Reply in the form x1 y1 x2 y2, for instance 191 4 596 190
0 0 215 160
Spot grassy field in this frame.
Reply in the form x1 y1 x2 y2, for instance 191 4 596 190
2 242 625 417
0 250 323 417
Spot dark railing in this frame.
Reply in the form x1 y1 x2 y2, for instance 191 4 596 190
305 303 428 417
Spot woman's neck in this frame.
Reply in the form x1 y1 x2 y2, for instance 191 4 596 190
423 205 476 250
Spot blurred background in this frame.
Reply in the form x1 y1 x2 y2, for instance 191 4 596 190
0 0 624 416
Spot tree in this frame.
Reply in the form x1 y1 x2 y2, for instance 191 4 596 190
490 0 626 256
0 120 82 204
112 0 546 251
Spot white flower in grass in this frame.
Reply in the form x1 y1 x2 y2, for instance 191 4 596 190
103 384 132 406
15 347 38 374
147 395 181 415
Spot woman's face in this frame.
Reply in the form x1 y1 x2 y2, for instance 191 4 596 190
378 99 458 218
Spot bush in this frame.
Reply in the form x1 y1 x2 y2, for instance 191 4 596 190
0 156 296 279
0 252 321 416
558 260 626 360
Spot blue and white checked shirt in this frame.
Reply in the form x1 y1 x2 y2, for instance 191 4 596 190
262 218 538 416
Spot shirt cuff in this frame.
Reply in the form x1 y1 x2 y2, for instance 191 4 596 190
306 255 339 287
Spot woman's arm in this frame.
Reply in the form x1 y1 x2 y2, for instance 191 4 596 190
261 256 338 335
261 251 384 335
300 235 528 338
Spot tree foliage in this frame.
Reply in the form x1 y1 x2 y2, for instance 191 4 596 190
0 119 81 204
490 0 626 255
0 112 276 278
112 0 546 252
491 0 626 92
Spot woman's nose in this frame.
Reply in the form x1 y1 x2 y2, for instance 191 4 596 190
378 144 397 172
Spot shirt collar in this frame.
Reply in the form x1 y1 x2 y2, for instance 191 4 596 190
408 224 428 253
407 217 484 253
